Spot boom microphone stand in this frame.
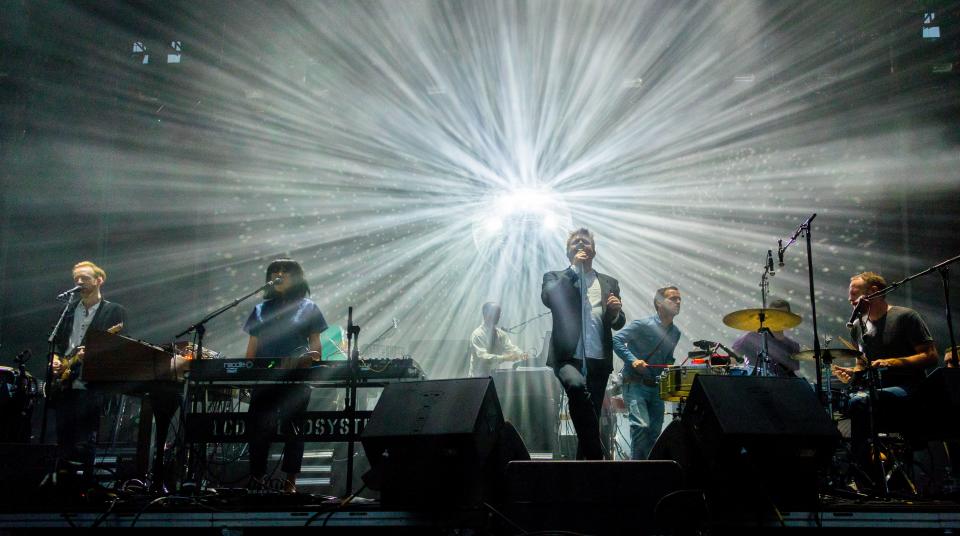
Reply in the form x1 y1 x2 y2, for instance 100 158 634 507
173 276 283 492
344 306 361 497
502 311 551 334
40 288 80 443
778 213 825 408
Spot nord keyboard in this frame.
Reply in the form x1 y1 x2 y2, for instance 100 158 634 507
187 357 425 384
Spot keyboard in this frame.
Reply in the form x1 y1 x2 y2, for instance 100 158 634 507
187 357 425 384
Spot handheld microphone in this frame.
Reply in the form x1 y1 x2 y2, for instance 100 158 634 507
766 250 775 275
777 240 784 267
57 285 82 300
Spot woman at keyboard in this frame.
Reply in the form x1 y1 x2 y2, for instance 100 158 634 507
243 258 328 493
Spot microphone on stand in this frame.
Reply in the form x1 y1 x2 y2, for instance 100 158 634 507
777 240 785 268
846 299 868 328
56 286 82 301
260 276 284 290
347 306 354 343
766 250 775 276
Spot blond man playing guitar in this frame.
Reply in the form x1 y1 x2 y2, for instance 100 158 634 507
50 261 127 475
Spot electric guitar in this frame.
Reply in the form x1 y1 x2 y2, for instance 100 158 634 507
48 323 123 399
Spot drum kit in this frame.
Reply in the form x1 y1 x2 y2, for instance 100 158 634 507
0 350 40 442
656 306 859 413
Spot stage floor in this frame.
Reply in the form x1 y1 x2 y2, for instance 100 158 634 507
0 493 958 533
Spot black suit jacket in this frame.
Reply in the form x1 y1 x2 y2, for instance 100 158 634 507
541 267 626 376
54 299 128 356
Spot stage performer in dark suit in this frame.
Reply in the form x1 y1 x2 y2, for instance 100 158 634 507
541 228 625 460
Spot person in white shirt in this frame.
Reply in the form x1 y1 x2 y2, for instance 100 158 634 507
469 302 527 377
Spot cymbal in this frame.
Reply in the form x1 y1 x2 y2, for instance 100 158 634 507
722 308 802 332
791 348 862 368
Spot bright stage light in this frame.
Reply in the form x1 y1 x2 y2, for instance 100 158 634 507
6 1 959 386
472 186 572 262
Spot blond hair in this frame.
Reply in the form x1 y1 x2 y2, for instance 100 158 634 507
73 261 106 282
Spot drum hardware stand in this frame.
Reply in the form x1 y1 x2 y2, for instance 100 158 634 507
818 338 839 418
40 288 80 443
11 349 37 442
778 213 826 409
849 314 918 498
940 442 959 496
174 276 284 494
755 250 775 377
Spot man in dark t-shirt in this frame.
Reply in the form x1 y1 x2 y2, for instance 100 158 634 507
834 272 938 474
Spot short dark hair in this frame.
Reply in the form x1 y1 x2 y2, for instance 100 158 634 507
566 227 595 247
653 286 679 311
264 258 310 300
769 298 791 312
851 272 887 292
482 302 501 317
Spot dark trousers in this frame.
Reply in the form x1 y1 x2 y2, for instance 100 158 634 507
55 390 102 472
849 386 911 467
555 360 609 460
248 384 311 477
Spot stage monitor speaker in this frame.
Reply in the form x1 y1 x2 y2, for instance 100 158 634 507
909 367 960 440
672 375 838 513
360 377 526 507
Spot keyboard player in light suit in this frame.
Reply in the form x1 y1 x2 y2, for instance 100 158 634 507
243 258 327 493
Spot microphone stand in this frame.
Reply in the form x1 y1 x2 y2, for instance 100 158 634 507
577 260 588 380
173 277 281 493
359 319 398 356
502 311 551 334
778 213 825 409
756 254 773 376
344 306 361 497
40 290 79 443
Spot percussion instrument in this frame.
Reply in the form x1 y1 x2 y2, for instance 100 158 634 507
0 365 39 442
722 308 802 332
659 364 727 402
791 348 862 368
